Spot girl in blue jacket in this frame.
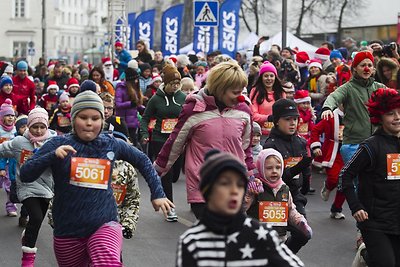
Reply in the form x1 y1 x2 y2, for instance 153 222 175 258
20 91 173 267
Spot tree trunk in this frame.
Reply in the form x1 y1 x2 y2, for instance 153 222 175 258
336 0 348 47
295 0 306 37
240 6 253 33
254 0 259 35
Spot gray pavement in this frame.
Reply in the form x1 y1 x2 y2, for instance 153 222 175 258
0 170 358 266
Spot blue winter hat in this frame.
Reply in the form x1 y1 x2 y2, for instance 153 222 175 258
15 115 28 133
330 50 343 60
79 80 97 93
16 61 28 71
337 47 348 60
0 76 13 88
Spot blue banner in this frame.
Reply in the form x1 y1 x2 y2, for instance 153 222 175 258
193 26 214 54
127 13 136 50
218 0 241 58
161 4 184 56
135 9 156 49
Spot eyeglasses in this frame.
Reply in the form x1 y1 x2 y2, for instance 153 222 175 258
169 81 181 86
104 106 114 111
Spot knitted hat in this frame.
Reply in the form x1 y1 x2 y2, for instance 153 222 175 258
308 59 323 71
295 51 310 68
59 93 69 103
66 77 80 91
27 107 48 128
337 47 349 60
294 90 311 104
80 68 89 77
259 61 277 77
115 41 124 48
125 67 139 81
315 47 331 62
4 64 13 74
127 59 139 69
162 65 181 85
330 49 343 60
367 88 400 125
0 99 15 118
15 115 28 133
16 61 28 71
282 81 295 93
199 149 248 200
195 61 207 68
272 98 299 124
79 80 97 93
252 122 261 135
0 76 13 88
71 90 104 122
256 148 284 188
102 57 112 65
352 51 374 68
47 80 59 92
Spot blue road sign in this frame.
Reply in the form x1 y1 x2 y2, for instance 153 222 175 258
194 0 219 27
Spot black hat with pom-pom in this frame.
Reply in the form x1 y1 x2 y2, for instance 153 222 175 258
199 149 248 200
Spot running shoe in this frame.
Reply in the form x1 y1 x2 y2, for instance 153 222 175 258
166 208 178 222
330 212 345 220
320 182 331 201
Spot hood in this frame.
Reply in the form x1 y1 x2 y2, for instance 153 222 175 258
256 148 284 189
156 83 182 107
376 57 399 81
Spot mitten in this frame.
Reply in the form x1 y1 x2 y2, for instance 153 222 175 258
247 180 264 194
123 228 133 239
297 219 312 239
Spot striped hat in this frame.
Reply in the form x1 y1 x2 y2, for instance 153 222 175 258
0 99 15 118
27 108 48 128
71 90 104 122
199 149 248 200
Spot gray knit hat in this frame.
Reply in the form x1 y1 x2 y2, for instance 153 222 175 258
71 90 104 123
199 150 248 200
252 122 261 135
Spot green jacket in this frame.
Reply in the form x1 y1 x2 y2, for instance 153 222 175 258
140 85 186 143
323 77 385 144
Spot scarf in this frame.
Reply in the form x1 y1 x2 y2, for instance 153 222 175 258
25 128 50 148
352 73 375 87
0 121 14 132
309 77 317 93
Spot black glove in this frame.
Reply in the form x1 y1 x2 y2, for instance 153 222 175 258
123 228 133 239
267 115 274 122
289 156 312 178
130 101 137 108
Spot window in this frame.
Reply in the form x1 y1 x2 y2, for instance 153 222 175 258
13 41 28 57
14 0 26 18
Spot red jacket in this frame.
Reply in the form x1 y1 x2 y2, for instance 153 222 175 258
309 109 343 168
0 91 24 115
12 75 36 114
40 94 58 115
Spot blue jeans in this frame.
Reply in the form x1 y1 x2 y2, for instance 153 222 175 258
339 143 359 191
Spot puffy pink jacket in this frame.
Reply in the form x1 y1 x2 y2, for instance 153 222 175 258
154 89 255 203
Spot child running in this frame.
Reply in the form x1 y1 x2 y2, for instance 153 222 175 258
20 90 173 266
0 107 57 266
247 148 312 254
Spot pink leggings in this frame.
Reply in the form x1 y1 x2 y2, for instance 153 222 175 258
53 221 123 267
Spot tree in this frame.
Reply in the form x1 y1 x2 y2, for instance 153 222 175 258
239 0 279 35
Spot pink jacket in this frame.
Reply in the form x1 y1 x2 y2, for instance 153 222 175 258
154 89 255 203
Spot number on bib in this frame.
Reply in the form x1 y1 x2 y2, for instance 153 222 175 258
70 157 111 189
259 201 288 226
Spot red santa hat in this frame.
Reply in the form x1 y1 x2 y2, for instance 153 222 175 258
115 41 124 48
102 57 112 66
315 47 331 62
168 55 178 64
47 80 59 91
47 62 56 72
295 51 310 68
66 77 80 91
294 90 311 104
308 59 323 71
151 73 162 84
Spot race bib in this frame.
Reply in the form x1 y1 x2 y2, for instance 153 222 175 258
0 137 9 144
386 154 400 180
261 121 274 133
58 116 71 127
148 119 156 130
284 157 302 179
338 125 344 141
111 183 127 205
20 149 33 165
259 201 288 226
298 122 309 135
70 157 111 189
161 118 178 134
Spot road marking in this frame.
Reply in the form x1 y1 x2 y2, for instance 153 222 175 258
178 216 194 227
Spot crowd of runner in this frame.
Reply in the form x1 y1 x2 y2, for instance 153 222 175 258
0 37 399 266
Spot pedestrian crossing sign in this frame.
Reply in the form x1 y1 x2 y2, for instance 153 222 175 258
194 0 219 27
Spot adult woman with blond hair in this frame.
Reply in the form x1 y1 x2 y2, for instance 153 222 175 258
154 61 255 219
115 67 145 146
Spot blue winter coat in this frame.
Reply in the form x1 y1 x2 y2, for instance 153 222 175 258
20 133 165 238
116 49 132 75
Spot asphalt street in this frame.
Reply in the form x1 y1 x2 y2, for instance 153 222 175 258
0 170 359 266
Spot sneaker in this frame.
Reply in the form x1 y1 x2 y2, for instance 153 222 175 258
351 242 367 267
19 216 28 228
166 208 178 222
308 187 316 194
7 211 18 217
330 212 345 220
320 182 331 201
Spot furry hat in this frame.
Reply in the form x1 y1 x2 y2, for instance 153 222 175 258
367 88 400 125
162 65 181 85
